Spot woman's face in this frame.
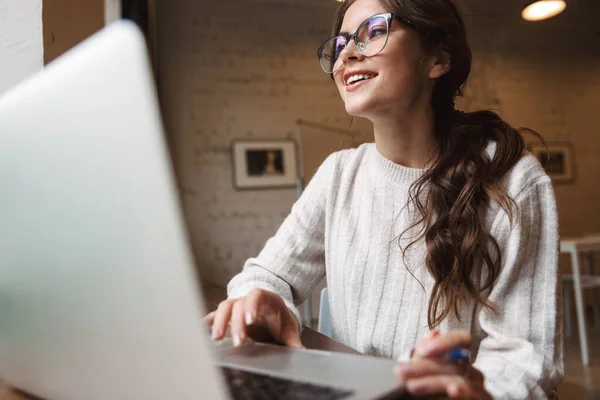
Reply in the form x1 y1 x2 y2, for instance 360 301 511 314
333 0 440 120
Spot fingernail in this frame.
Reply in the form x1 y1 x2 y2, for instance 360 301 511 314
245 311 255 325
233 333 240 347
211 327 221 340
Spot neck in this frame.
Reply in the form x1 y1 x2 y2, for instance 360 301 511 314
371 105 437 169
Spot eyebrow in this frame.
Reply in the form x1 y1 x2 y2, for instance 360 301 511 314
337 14 382 37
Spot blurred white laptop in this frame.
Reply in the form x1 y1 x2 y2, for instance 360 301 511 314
0 21 402 400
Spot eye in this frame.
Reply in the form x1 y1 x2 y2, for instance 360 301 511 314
368 25 387 40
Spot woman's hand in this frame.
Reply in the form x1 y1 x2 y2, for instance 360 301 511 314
203 288 303 348
395 330 492 399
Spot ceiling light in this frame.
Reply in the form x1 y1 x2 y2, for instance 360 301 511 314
522 0 567 21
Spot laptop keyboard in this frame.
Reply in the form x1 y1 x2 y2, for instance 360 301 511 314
221 366 354 400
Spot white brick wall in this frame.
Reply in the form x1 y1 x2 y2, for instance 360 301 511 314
0 0 43 94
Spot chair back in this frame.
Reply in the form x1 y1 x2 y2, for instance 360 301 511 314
317 287 332 337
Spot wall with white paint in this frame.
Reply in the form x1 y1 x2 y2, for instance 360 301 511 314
0 0 43 94
105 0 121 25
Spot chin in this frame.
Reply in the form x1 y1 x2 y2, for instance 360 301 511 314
344 100 376 118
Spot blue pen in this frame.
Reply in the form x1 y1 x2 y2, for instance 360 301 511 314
440 347 470 363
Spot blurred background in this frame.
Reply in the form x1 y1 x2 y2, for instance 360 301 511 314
0 0 599 397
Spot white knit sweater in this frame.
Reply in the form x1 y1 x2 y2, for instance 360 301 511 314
228 142 563 399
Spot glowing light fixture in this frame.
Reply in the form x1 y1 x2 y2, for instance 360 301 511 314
522 0 567 21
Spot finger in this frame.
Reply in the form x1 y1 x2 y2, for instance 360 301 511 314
414 330 471 358
244 288 266 327
448 378 489 399
253 291 303 348
230 297 247 347
282 332 304 348
448 379 485 399
279 308 304 348
203 311 216 327
212 300 234 340
427 330 440 339
410 330 440 360
395 359 463 380
244 289 283 343
404 374 479 399
243 289 283 343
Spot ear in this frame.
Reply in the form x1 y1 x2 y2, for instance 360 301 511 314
427 50 451 79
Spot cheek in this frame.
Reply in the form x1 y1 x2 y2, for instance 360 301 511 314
382 40 425 78
381 56 426 94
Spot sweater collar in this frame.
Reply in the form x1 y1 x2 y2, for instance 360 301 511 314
367 143 426 184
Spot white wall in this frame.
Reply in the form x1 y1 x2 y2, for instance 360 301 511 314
105 0 121 25
0 0 43 94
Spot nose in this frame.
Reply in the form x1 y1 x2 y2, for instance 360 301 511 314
339 39 366 65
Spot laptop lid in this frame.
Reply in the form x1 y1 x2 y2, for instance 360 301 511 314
0 21 228 400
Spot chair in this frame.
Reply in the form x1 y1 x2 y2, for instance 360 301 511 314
563 252 600 337
560 237 600 365
317 287 332 337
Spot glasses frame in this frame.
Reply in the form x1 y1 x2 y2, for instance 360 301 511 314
317 13 418 74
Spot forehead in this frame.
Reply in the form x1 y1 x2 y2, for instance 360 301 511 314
340 0 388 33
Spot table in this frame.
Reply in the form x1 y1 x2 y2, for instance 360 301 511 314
300 326 361 354
560 236 600 365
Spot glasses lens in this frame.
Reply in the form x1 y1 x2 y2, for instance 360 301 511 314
356 15 389 57
319 36 347 73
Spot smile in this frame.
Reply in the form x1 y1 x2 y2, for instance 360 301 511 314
346 73 376 87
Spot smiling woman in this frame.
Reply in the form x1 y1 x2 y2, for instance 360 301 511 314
211 0 563 399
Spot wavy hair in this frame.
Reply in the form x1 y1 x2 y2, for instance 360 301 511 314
333 0 543 328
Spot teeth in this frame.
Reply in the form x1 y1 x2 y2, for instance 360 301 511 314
346 74 374 85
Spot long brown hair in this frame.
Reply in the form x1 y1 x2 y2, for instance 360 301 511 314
333 0 541 328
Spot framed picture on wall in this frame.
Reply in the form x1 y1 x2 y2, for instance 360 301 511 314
232 140 298 190
529 142 575 183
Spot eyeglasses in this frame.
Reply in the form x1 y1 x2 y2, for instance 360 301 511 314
317 13 417 74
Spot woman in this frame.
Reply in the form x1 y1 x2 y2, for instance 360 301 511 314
210 0 563 398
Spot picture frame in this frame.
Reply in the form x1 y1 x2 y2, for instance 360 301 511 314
528 141 575 183
231 140 298 190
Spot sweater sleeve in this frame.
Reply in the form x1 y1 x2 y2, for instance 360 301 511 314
473 176 564 399
226 153 336 328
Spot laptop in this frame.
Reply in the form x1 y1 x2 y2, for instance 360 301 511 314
0 21 404 400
